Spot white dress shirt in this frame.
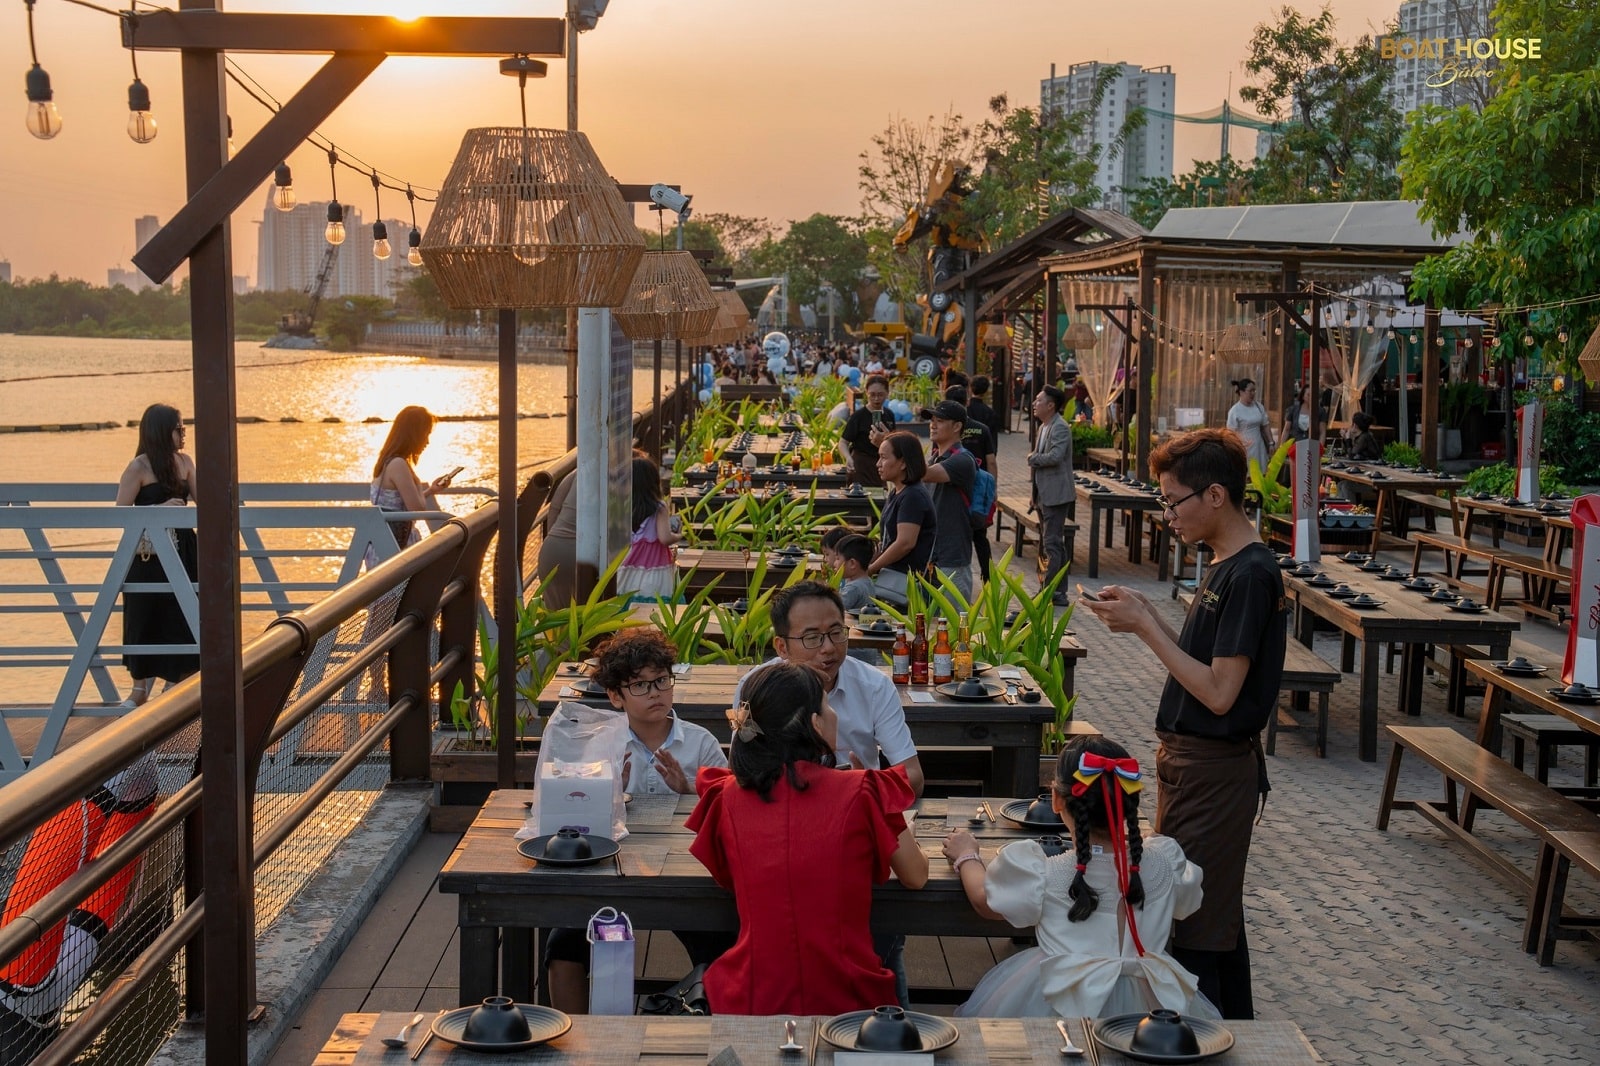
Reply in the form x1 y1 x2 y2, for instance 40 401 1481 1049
625 711 728 795
732 656 917 769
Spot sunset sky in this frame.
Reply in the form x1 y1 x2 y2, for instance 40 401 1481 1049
1 0 1405 286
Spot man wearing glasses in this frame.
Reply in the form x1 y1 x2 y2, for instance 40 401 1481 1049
733 581 924 799
1080 429 1286 1022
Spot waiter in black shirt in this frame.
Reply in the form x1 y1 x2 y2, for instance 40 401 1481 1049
1080 428 1286 1020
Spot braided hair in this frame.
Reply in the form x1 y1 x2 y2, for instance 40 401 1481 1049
1053 735 1146 923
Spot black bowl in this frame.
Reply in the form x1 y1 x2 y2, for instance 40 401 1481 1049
1130 1010 1201 1058
855 1006 923 1052
1024 792 1062 824
1037 834 1070 857
543 827 592 862
955 678 991 698
462 996 534 1045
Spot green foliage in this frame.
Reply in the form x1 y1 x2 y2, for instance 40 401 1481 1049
1126 159 1254 230
447 616 534 749
1463 462 1571 498
320 295 392 351
1248 439 1296 515
749 214 871 326
1382 441 1422 467
1539 391 1600 485
516 552 638 710
1441 381 1489 428
1071 420 1114 462
890 374 940 411
1403 0 1600 362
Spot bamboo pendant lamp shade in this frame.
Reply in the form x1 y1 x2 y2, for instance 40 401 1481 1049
1218 323 1269 353
1060 321 1098 350
420 127 644 309
1579 319 1600 386
687 289 751 346
614 251 720 340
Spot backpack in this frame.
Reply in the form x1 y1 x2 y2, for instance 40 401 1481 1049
945 444 998 530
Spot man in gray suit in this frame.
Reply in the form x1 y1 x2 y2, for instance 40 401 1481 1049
1028 385 1074 605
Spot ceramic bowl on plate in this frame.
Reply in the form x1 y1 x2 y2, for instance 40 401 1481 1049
431 1002 571 1053
1000 796 1064 830
1427 588 1459 602
817 1010 957 1053
1340 551 1371 564
1549 683 1600 705
1091 1012 1234 1064
1348 594 1385 609
1358 560 1388 573
935 679 1003 702
1326 584 1358 598
1400 578 1436 592
1494 657 1546 677
517 833 621 868
856 620 896 636
1449 600 1488 613
854 1006 923 1051
462 996 533 1044
1276 554 1297 569
1306 573 1335 587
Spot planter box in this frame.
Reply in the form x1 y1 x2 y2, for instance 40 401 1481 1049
430 734 541 784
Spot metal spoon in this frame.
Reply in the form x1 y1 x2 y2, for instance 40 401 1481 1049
1055 1018 1085 1057
382 1013 426 1049
779 1019 804 1053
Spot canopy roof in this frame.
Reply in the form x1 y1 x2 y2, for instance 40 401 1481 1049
1150 200 1466 250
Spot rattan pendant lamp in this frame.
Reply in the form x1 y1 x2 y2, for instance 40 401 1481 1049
614 251 720 340
420 126 643 309
1061 320 1098 350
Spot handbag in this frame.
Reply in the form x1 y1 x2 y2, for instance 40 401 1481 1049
638 962 710 1016
870 566 910 609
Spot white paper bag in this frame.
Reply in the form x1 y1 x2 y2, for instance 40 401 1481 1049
515 701 629 842
1291 438 1322 562
586 907 635 1016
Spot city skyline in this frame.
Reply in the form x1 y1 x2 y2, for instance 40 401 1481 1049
2 0 1406 286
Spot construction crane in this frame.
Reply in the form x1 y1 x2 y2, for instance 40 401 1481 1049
278 243 340 338
1134 101 1282 165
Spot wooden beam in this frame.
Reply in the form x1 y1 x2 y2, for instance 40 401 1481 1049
125 12 566 56
135 52 384 284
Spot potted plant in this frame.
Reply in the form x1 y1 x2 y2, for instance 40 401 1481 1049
1440 380 1488 459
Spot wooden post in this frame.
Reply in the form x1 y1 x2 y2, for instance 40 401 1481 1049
1421 301 1440 464
1136 251 1157 481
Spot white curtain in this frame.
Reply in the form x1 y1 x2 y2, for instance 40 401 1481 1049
1061 279 1134 425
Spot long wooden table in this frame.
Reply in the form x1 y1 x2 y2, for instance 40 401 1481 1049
683 463 851 490
1319 463 1464 552
672 548 824 594
671 487 882 522
1453 497 1574 618
321 1012 1326 1064
1283 557 1518 762
538 662 1083 796
1073 474 1165 578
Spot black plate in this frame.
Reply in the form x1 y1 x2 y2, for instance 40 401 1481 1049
1325 587 1359 599
1400 579 1437 592
817 1010 959 1053
1347 598 1386 609
1091 1014 1235 1064
1377 569 1409 581
431 1004 571 1052
935 681 1004 702
773 546 807 557
1340 551 1372 564
516 835 622 867
999 799 1066 830
769 555 798 568
1549 688 1600 705
1306 575 1336 587
560 678 608 697
855 621 896 636
1448 602 1489 613
1493 663 1547 677
1358 561 1388 573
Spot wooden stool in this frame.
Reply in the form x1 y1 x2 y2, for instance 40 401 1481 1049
1501 713 1600 786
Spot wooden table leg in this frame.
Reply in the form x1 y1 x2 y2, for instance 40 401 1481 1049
1360 639 1380 762
1087 503 1102 578
460 921 498 1007
1368 490 1390 554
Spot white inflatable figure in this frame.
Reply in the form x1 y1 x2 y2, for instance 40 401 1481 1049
827 401 850 426
763 332 791 381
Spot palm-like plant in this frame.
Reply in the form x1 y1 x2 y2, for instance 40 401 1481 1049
515 551 640 708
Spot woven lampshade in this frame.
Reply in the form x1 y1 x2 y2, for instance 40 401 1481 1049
614 252 720 340
718 289 750 332
1060 321 1098 350
1579 319 1600 386
687 289 750 346
1218 323 1268 353
420 127 644 309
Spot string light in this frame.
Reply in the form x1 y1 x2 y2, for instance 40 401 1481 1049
370 170 390 260
23 0 62 139
123 13 156 143
272 163 296 211
406 185 423 267
1524 332 1535 346
324 149 346 246
1558 329 1570 344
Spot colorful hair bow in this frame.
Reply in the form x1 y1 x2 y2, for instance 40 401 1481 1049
726 702 763 743
1070 752 1142 798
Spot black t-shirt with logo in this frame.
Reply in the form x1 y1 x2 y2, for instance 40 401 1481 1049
1155 541 1288 739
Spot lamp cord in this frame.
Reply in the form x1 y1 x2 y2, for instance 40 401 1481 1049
24 0 39 66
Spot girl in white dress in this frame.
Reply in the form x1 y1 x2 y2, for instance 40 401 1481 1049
941 736 1218 1020
1225 379 1274 471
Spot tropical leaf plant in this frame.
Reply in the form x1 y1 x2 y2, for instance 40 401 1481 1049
515 551 640 711
643 571 724 662
1247 438 1295 515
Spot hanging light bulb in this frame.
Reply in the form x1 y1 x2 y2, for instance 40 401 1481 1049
1492 335 1503 348
1409 333 1419 344
1435 334 1446 346
1558 329 1570 344
23 1 61 139
1524 332 1535 346
372 220 391 260
325 202 346 245
126 78 157 143
1273 325 1283 336
272 163 296 212
1385 330 1395 340
1364 323 1374 334
1463 337 1474 348
407 228 423 267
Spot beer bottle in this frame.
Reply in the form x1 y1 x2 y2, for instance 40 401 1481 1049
891 625 911 684
932 618 953 685
910 613 929 686
952 612 973 682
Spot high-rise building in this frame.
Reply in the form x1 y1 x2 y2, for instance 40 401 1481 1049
1385 0 1496 115
134 215 161 254
256 190 416 300
1041 62 1175 212
0 261 11 285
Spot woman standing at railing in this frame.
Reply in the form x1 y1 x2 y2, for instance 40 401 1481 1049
115 403 199 708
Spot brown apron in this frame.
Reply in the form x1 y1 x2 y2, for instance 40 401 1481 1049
1154 731 1266 953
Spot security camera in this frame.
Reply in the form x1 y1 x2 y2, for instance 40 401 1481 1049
648 183 692 221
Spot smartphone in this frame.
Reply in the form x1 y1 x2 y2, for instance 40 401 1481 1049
1076 583 1104 602
444 466 465 482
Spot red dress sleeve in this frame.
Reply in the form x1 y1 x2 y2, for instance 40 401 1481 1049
686 767 735 889
860 765 914 883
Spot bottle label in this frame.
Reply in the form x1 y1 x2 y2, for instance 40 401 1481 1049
892 653 910 677
911 661 929 684
933 653 953 680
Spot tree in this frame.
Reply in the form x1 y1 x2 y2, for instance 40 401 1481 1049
749 214 871 326
857 111 976 305
1240 4 1404 202
1125 158 1255 229
696 213 774 270
1402 0 1600 363
321 295 393 351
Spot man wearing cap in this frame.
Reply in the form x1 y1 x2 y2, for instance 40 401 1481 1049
919 399 978 602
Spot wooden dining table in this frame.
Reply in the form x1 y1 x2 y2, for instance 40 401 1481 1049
1453 497 1575 618
1073 474 1165 578
683 463 851 490
670 487 882 522
672 548 825 594
321 1011 1326 1064
538 661 1084 796
1282 556 1518 762
1318 463 1464 553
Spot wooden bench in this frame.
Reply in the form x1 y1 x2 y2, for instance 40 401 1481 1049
1395 489 1458 535
1486 554 1571 623
1409 531 1531 599
993 494 1076 566
1267 641 1342 757
1378 724 1600 962
1501 713 1600 787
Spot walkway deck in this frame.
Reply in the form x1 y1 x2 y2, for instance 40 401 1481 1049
268 428 1600 1066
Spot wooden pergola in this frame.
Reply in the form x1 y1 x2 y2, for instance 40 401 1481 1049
1039 202 1465 478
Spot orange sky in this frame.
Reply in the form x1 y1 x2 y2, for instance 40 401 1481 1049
1 0 1405 286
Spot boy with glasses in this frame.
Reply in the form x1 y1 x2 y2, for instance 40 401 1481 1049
1080 428 1285 1021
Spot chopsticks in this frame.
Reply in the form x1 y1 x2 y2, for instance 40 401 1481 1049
1079 1017 1101 1066
981 801 995 823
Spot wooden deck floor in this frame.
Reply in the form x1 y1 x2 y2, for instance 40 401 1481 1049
266 829 1021 1064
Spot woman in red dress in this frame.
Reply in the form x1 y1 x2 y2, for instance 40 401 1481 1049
687 661 928 1015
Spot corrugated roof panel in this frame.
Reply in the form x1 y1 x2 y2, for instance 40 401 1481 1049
1150 201 1462 248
